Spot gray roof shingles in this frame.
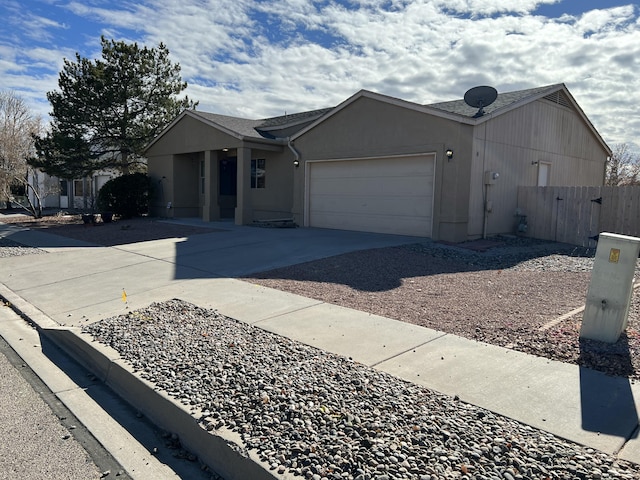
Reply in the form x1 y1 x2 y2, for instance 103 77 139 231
190 111 265 139
191 108 335 140
426 84 561 117
258 108 335 128
191 85 562 139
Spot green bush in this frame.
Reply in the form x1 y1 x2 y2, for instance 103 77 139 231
97 173 151 218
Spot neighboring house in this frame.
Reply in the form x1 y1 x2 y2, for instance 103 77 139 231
144 83 610 242
63 172 114 210
28 170 116 211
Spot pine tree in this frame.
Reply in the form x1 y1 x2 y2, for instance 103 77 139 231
32 36 197 178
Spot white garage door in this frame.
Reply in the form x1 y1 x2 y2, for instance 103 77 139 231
308 154 434 237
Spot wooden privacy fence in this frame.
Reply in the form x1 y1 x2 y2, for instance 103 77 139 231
517 186 640 247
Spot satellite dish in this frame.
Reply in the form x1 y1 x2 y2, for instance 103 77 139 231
464 86 498 118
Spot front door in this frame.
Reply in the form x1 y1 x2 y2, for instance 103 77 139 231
59 179 69 209
219 157 237 218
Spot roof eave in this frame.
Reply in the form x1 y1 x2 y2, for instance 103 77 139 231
259 112 331 132
555 84 612 156
188 111 289 145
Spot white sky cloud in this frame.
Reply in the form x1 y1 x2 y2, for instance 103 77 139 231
1 0 639 151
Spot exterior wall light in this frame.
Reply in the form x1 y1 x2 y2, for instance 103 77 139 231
293 159 300 167
445 149 454 160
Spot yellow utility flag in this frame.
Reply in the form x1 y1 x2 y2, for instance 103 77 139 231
122 289 127 303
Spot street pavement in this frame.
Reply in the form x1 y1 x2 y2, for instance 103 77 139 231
0 334 105 480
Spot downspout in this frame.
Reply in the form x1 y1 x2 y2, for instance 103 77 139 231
480 121 489 239
288 138 302 225
483 183 490 239
287 138 300 164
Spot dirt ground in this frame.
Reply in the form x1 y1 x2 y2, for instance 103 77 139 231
244 245 640 381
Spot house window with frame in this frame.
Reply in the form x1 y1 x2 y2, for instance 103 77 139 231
73 179 85 197
251 159 266 189
537 162 551 187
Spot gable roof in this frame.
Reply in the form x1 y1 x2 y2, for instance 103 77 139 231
146 84 610 156
291 84 610 155
145 106 335 152
293 84 568 140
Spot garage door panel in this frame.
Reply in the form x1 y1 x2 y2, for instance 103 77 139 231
310 211 430 236
310 194 433 217
313 157 434 179
312 175 432 196
308 155 434 237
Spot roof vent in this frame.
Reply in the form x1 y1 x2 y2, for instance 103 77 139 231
464 86 498 117
543 90 571 108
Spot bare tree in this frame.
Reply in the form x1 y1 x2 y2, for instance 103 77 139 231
606 143 640 186
0 90 50 217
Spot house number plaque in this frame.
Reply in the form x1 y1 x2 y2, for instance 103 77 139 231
609 248 620 263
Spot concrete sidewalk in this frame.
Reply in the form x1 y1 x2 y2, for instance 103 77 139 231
1 219 639 471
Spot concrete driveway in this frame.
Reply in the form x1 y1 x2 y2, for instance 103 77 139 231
0 220 420 326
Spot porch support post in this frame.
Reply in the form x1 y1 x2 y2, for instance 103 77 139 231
202 150 220 221
235 147 253 225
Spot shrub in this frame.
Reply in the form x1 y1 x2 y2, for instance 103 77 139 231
97 173 151 218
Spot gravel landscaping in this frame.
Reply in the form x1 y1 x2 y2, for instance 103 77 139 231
0 237 46 257
84 300 639 480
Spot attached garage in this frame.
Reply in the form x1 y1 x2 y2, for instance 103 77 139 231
306 154 435 236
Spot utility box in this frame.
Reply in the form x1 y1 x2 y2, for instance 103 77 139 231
580 232 640 343
484 171 499 185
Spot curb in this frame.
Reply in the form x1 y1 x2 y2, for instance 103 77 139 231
0 285 290 480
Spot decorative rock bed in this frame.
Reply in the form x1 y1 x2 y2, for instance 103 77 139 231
84 300 640 480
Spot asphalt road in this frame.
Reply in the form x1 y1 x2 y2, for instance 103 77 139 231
0 335 110 480
0 311 218 480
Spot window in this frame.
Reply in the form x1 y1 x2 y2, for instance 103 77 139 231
59 180 68 196
251 159 266 189
537 162 551 187
73 179 85 197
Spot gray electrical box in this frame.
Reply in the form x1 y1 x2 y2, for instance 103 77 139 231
580 232 640 343
484 170 499 185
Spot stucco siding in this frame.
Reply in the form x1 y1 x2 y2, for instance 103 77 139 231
173 153 200 218
249 149 295 221
295 97 459 160
148 154 175 217
146 115 241 156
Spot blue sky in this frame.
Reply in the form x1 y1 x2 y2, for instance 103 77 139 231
1 0 639 150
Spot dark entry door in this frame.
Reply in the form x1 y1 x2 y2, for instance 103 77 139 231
219 157 237 218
